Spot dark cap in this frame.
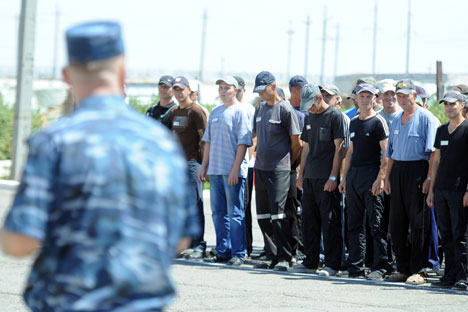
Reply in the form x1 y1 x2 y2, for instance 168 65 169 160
451 84 468 95
355 83 378 95
158 75 174 87
439 91 465 104
415 86 427 99
395 79 416 95
253 71 276 93
289 75 308 88
233 76 246 90
277 87 285 98
172 76 190 89
66 21 124 63
300 84 320 111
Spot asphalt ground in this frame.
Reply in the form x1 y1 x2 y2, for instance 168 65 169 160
1 187 467 311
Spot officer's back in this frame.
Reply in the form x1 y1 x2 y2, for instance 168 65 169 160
1 21 198 312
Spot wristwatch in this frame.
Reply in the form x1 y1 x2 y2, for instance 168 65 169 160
329 176 337 181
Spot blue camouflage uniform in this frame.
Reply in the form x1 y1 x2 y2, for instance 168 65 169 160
4 95 200 311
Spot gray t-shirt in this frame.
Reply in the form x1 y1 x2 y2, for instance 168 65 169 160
379 108 402 129
253 100 301 171
301 106 345 179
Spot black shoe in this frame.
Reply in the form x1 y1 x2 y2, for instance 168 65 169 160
227 257 244 266
452 280 468 291
254 260 278 269
251 251 267 260
186 250 204 260
431 278 454 289
204 255 229 263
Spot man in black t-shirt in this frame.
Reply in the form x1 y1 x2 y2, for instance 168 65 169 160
338 83 391 280
146 75 178 129
427 91 468 290
292 84 345 277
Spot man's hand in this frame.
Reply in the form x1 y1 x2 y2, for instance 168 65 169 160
371 177 384 196
463 192 468 207
422 178 431 194
384 178 391 195
198 166 209 183
426 191 434 208
228 168 239 186
324 179 337 192
338 179 346 193
296 176 303 191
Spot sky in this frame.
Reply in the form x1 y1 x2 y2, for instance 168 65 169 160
1 0 468 83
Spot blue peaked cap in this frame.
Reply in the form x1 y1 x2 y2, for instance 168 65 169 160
66 21 124 63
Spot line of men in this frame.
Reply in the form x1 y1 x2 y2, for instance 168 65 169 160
146 71 468 290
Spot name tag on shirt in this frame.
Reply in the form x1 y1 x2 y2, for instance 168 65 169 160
394 130 399 135
306 125 311 130
269 119 281 124
212 118 219 123
173 121 180 126
441 140 449 146
256 117 262 122
350 132 355 138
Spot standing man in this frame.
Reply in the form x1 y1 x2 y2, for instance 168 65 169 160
171 76 208 260
146 75 177 129
234 75 256 257
199 77 252 266
289 75 308 126
384 79 438 285
427 91 468 290
252 71 302 271
338 83 392 280
293 84 345 276
0 21 199 311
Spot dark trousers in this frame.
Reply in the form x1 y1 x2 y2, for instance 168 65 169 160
346 165 390 273
434 189 468 283
389 160 431 275
244 167 254 255
285 170 304 255
382 193 394 265
302 178 342 270
255 169 292 262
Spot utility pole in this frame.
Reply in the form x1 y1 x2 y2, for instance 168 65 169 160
52 4 60 79
304 15 310 78
436 61 443 102
372 0 378 75
406 0 411 74
320 6 327 84
333 24 340 81
198 9 207 82
11 0 38 180
286 21 294 81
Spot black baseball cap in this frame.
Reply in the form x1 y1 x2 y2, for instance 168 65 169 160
172 76 190 89
253 71 275 93
415 86 427 99
158 75 174 87
451 84 468 95
233 76 246 90
439 90 465 104
289 75 308 88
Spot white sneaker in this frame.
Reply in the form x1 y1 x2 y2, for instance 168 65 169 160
318 266 337 277
290 263 317 274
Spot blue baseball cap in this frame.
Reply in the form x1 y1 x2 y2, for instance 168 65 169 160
66 21 124 63
415 86 427 99
355 83 378 95
172 76 190 89
253 71 276 93
289 75 308 88
300 84 320 111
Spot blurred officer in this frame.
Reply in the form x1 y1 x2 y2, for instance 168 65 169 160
428 91 468 290
0 21 199 311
